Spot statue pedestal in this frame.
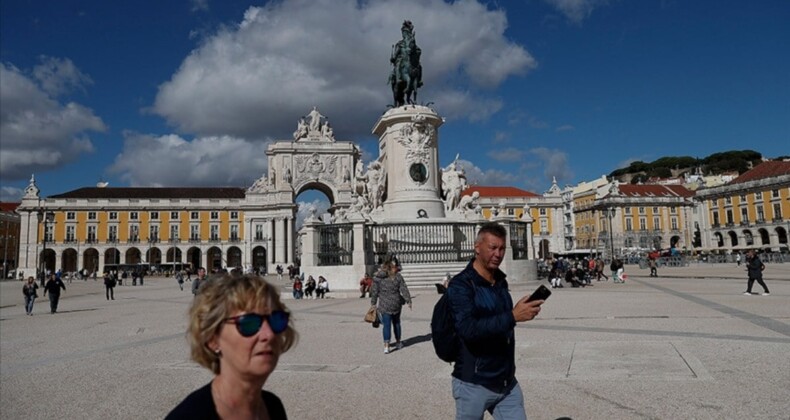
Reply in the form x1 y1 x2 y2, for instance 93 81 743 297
372 106 446 221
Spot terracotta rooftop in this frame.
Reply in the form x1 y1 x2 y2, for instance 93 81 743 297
461 186 540 198
615 184 694 198
0 202 21 212
728 161 790 185
49 187 246 200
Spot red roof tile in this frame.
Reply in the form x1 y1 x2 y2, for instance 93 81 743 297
0 202 20 212
729 161 790 185
49 187 246 200
616 184 694 198
461 186 540 198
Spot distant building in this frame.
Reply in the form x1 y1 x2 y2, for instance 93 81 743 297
694 161 790 253
573 182 695 259
1 202 21 279
460 181 564 259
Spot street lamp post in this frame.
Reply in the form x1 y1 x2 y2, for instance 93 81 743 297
608 208 616 261
36 209 54 286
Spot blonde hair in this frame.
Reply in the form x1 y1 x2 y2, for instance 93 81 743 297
187 273 297 374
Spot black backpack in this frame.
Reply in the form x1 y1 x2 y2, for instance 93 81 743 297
431 279 474 363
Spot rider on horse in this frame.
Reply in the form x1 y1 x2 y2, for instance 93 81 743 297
390 20 423 107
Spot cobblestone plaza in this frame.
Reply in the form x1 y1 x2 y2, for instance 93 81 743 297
1 264 788 419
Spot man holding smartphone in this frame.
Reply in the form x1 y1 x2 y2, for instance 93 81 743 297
447 222 545 420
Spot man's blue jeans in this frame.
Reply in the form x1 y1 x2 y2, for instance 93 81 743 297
452 377 526 420
379 311 401 343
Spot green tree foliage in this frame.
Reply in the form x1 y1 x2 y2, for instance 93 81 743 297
609 150 763 179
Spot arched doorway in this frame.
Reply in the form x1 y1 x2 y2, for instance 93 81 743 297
83 248 99 274
207 247 222 271
652 236 662 250
714 232 724 248
167 247 182 263
227 246 242 269
774 227 787 245
61 248 78 272
125 247 141 264
742 230 754 246
104 248 120 267
727 231 738 247
758 228 770 245
147 247 162 266
252 246 267 274
40 249 56 274
187 247 202 270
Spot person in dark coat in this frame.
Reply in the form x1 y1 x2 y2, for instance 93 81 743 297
744 250 769 295
43 273 66 313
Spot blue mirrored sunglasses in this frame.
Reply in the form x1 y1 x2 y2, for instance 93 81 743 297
224 311 289 337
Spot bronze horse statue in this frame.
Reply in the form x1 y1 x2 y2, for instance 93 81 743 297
390 21 423 107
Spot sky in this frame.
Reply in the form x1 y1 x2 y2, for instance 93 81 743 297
2 0 789 212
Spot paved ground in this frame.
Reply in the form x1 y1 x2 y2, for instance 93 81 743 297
1 263 788 420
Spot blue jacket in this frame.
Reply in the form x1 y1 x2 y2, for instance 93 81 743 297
447 260 517 393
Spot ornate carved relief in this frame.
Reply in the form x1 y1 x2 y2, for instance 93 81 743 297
397 113 435 165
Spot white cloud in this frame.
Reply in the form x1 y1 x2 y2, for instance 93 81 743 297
555 124 575 132
0 186 24 202
542 0 609 24
32 56 93 97
295 199 331 231
152 0 535 140
529 147 574 183
107 132 269 187
456 159 518 186
0 61 106 181
191 0 209 12
487 147 524 162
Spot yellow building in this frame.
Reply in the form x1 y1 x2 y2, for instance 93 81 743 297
460 184 564 259
694 161 790 253
574 182 695 259
16 177 296 277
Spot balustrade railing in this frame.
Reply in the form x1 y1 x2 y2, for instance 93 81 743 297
316 223 353 266
366 223 477 265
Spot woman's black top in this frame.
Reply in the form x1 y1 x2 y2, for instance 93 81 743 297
165 382 287 420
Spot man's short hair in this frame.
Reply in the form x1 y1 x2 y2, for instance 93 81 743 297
476 222 506 243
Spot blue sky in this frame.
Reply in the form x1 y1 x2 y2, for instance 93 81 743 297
2 0 789 206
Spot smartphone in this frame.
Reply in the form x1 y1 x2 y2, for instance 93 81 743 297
525 284 552 303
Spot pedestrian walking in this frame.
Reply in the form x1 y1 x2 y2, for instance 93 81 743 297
445 222 544 419
192 267 206 296
176 271 185 291
744 249 769 296
370 258 411 354
104 272 116 300
43 273 66 313
648 258 658 277
23 276 39 315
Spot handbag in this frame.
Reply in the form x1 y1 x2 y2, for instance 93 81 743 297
364 306 377 323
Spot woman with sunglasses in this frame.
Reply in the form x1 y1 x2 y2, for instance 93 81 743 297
370 258 412 354
167 274 297 419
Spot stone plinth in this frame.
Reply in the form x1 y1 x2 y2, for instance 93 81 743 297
372 106 445 221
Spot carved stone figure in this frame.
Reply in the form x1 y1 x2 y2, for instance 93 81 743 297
366 161 386 210
293 118 308 140
389 20 423 106
457 191 480 214
307 107 324 133
321 121 334 141
247 175 269 193
284 168 292 184
441 156 466 212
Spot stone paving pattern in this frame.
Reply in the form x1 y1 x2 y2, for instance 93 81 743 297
1 263 788 419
